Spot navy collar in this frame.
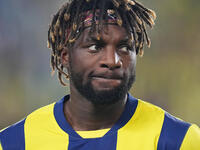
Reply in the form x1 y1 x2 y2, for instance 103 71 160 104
53 93 138 139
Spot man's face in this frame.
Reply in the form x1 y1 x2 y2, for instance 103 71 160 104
66 25 136 105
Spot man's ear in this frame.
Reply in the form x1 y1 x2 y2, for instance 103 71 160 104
61 47 69 68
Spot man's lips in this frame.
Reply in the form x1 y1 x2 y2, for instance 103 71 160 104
89 73 123 80
89 72 123 89
91 77 121 82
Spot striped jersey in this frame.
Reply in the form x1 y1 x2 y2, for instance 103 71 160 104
0 94 200 150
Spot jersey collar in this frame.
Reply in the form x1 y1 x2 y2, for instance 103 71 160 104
53 93 138 139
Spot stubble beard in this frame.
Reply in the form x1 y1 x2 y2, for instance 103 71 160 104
69 64 135 106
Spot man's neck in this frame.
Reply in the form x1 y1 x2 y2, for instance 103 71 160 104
63 86 127 131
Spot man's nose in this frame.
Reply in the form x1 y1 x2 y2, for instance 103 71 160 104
100 47 122 70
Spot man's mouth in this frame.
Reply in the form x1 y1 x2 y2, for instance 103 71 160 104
89 72 123 89
89 72 123 80
91 76 122 81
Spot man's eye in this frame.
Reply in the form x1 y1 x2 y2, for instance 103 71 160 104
119 46 131 52
88 45 101 51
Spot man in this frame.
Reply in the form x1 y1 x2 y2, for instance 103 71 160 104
0 0 200 149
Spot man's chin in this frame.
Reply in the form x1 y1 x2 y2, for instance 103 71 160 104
81 84 128 105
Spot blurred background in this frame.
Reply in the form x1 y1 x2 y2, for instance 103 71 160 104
0 0 199 129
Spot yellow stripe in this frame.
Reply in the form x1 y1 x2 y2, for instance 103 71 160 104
180 124 200 150
116 99 165 150
0 142 2 150
76 128 110 138
25 103 69 150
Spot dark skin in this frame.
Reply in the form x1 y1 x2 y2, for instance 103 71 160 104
61 24 137 131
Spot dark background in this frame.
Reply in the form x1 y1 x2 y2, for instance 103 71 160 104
0 0 200 129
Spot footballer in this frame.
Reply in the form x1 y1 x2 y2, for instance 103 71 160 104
0 0 200 149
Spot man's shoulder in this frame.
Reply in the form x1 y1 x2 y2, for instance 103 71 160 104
1 102 56 132
131 97 200 149
136 98 192 134
181 124 200 149
26 102 56 121
135 98 165 118
0 102 56 149
136 98 189 126
0 119 26 150
157 112 200 150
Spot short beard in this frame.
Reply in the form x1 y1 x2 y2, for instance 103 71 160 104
69 64 135 106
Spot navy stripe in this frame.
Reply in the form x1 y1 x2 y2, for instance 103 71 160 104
54 94 138 138
68 132 118 150
0 119 26 150
54 95 81 138
157 112 191 150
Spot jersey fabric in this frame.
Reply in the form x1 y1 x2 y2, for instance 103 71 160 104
0 94 200 150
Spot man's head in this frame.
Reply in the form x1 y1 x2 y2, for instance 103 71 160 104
47 0 156 105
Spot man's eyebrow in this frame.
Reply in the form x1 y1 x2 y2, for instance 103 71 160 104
118 37 132 45
85 36 105 44
84 35 132 46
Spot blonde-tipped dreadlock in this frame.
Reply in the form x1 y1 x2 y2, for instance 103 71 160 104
48 0 156 86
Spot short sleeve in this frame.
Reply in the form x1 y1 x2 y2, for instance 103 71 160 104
180 124 200 150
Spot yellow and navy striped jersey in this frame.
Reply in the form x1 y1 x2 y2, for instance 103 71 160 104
0 94 200 150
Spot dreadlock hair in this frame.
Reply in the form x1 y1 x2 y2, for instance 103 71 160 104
47 0 156 86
